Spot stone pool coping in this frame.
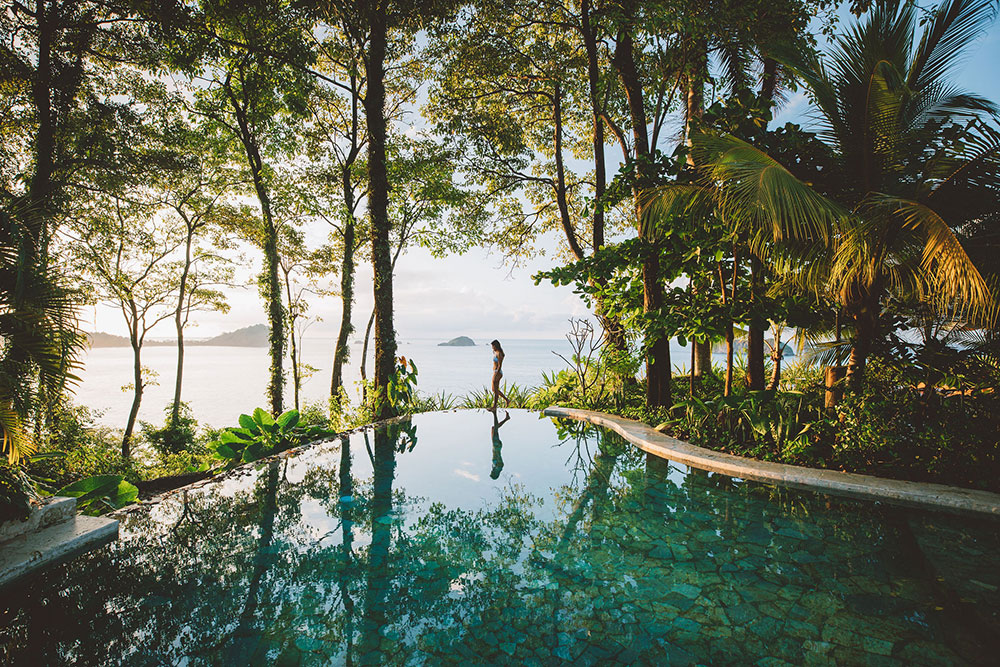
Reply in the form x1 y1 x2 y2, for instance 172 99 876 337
544 406 1000 519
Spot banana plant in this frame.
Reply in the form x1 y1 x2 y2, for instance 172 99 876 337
56 475 138 516
210 408 336 468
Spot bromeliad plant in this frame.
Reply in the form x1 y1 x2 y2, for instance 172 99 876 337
210 408 336 467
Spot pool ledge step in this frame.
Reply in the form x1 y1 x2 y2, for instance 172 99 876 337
0 513 118 590
543 406 1000 519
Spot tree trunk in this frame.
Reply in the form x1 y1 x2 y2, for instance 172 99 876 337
581 0 627 353
553 82 584 261
18 0 55 290
846 304 877 389
724 325 734 397
747 253 766 390
171 224 195 425
123 311 142 459
226 81 285 416
612 24 670 407
284 269 300 412
365 8 396 420
767 349 782 391
330 205 356 399
693 341 712 378
824 365 847 409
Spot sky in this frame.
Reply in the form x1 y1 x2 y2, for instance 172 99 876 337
84 5 1000 343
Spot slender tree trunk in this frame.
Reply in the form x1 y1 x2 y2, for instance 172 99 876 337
724 326 734 396
330 73 363 401
612 25 670 407
687 40 712 379
284 269 300 411
260 195 284 416
580 0 626 352
365 8 396 420
18 0 55 291
747 58 780 394
689 339 696 397
767 349 782 390
171 225 195 425
226 82 285 416
694 342 712 377
747 253 766 390
360 306 376 386
123 308 142 459
330 207 356 399
553 82 584 260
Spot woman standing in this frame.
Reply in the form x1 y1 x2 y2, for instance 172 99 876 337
490 339 510 412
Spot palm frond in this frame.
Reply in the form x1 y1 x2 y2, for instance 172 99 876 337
864 193 993 315
0 400 34 463
909 0 999 92
691 132 842 244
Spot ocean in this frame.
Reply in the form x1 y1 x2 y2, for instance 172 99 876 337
75 336 724 428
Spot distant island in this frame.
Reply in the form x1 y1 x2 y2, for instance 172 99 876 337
438 336 476 347
86 324 270 348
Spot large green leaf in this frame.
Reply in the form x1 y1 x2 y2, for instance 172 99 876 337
238 413 258 433
57 475 122 498
215 443 237 459
104 481 138 509
276 410 299 430
253 407 275 428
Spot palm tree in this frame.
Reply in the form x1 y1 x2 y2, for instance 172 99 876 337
779 0 999 384
0 207 83 462
673 0 999 388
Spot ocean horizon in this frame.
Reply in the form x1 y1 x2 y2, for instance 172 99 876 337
74 335 728 428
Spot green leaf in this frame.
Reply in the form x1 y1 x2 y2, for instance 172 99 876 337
106 481 138 508
253 408 276 428
276 410 300 430
243 443 263 463
56 475 123 498
30 451 67 461
215 443 237 459
219 430 247 444
239 414 258 432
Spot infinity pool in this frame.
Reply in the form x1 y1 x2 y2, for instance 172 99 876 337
1 409 998 664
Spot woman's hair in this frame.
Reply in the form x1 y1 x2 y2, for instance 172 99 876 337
490 339 503 354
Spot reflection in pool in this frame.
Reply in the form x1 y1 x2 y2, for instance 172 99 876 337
1 409 998 665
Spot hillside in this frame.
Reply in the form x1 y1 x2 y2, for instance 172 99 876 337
194 324 270 347
86 324 270 348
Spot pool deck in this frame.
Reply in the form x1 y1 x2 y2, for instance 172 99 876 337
544 406 1000 519
0 498 118 590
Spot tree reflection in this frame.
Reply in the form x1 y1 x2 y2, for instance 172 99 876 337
1 415 996 665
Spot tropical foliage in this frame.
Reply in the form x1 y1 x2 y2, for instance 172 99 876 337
0 0 997 520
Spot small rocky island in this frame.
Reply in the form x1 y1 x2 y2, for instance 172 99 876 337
438 336 476 347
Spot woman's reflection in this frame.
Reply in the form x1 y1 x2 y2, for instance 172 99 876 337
491 410 511 480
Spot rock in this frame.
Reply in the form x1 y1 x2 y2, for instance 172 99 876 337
438 336 476 347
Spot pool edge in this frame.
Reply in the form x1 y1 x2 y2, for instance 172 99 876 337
544 406 1000 519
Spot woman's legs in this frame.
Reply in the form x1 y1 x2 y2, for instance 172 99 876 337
491 373 509 410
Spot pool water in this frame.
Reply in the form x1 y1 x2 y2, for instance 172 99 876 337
1 409 998 665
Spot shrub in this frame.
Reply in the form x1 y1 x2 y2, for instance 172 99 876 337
835 358 1000 490
28 404 140 490
141 403 200 456
0 463 38 522
210 408 336 468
